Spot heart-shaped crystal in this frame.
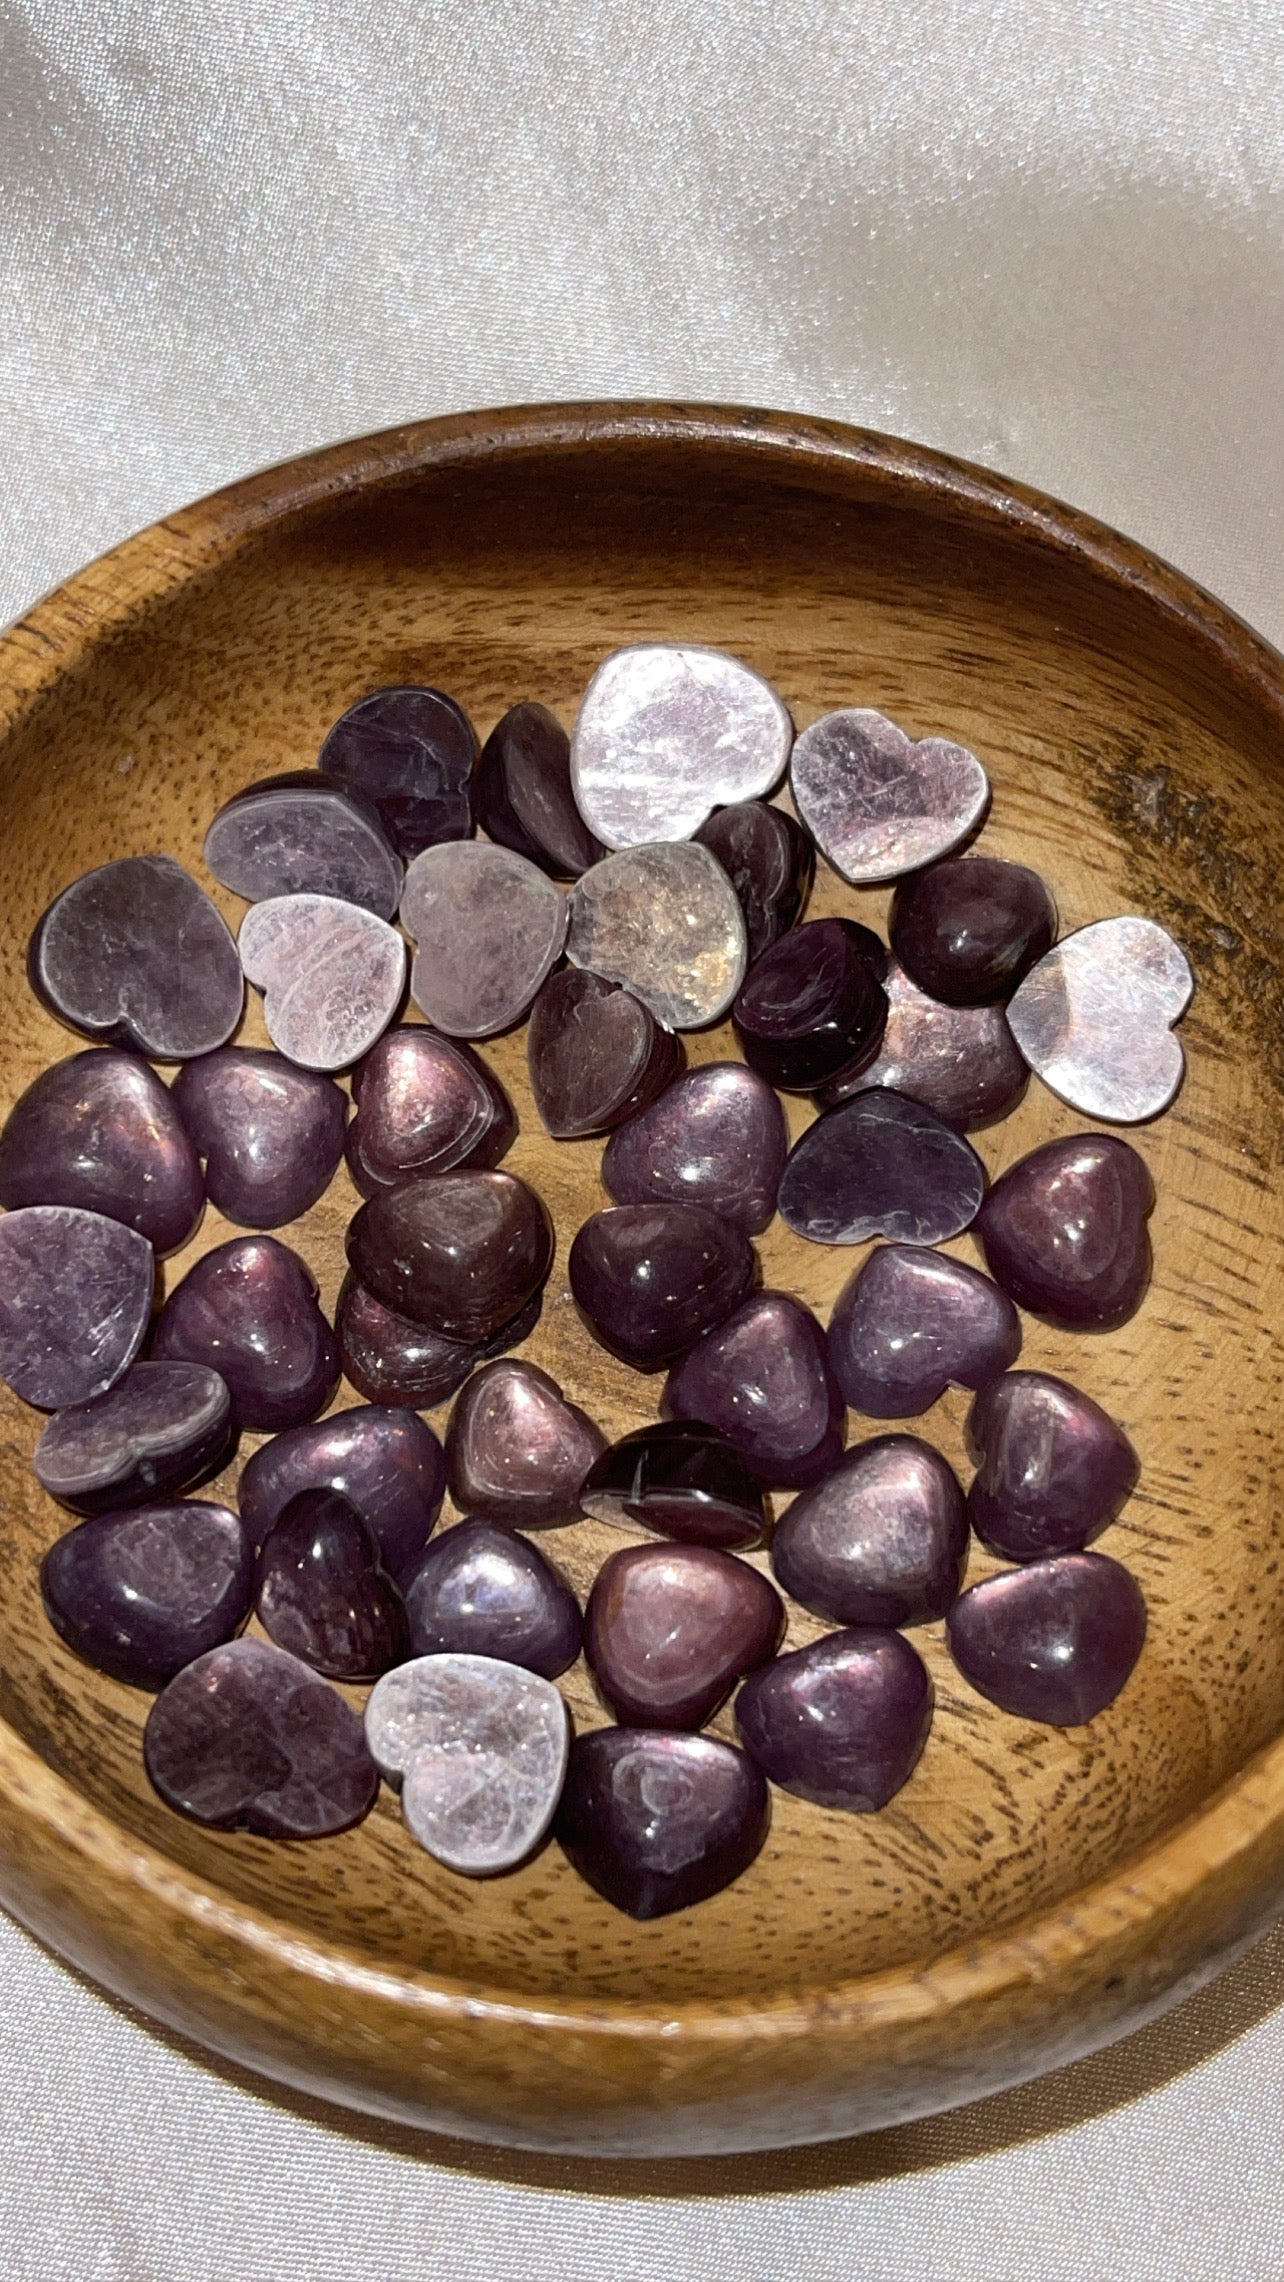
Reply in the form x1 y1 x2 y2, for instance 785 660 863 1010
570 644 792 848
365 1651 570 1876
400 842 567 1038
1007 915 1193 1122
30 855 243 1060
239 894 405 1071
566 842 748 1029
790 709 990 884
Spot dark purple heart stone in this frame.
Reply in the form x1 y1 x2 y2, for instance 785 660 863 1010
30 854 243 1060
601 1061 787 1235
778 1089 986 1247
143 1635 379 1836
585 1542 783 1728
475 701 605 878
318 685 478 858
346 1026 515 1196
966 1371 1140 1560
238 1402 446 1577
974 1133 1154 1331
827 1243 1021 1417
664 1290 844 1488
41 1499 254 1689
580 1421 767 1551
335 1272 541 1408
736 1629 933 1811
569 1203 755 1371
447 1360 606 1529
151 1234 338 1430
770 1435 968 1627
0 1206 153 1408
732 917 888 1093
172 1048 346 1228
202 770 403 917
815 959 1029 1131
0 1049 204 1256
946 1551 1147 1725
890 855 1057 1006
401 1518 582 1678
554 1729 770 1918
694 800 814 962
255 1488 409 1678
346 1171 553 1343
526 968 683 1140
33 1360 233 1514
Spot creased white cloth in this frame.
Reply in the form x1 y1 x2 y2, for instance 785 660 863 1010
2 0 1284 2273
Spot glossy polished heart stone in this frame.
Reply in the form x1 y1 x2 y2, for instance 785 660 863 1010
585 1543 783 1728
401 1519 582 1678
365 1653 570 1876
0 1207 153 1408
570 643 793 849
238 1403 445 1577
143 1635 379 1837
447 1360 606 1530
346 1025 515 1195
1007 915 1194 1123
335 1273 541 1409
475 702 605 878
152 1234 338 1430
579 1421 767 1550
30 854 243 1061
947 1551 1147 1725
966 1370 1140 1561
203 770 403 917
172 1048 347 1228
238 893 406 1071
732 917 889 1094
815 959 1029 1130
255 1488 409 1678
736 1628 934 1810
601 1061 787 1235
0 1048 204 1255
790 709 990 884
974 1133 1154 1331
41 1498 254 1690
891 855 1058 1006
346 1171 554 1342
693 800 815 962
34 1361 233 1515
401 842 567 1038
553 1728 770 1919
566 842 748 1030
778 1089 987 1247
771 1436 968 1627
318 684 478 858
664 1290 844 1488
526 968 683 1140
568 1203 755 1370
827 1244 1021 1418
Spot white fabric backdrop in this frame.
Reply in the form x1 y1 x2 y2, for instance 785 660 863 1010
3 0 1283 2272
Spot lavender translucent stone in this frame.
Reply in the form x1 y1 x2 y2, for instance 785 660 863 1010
664 1291 844 1488
143 1635 379 1836
816 960 1029 1131
0 1207 153 1408
29 855 243 1061
580 1422 766 1550
778 1090 986 1247
0 1049 203 1256
346 1171 553 1342
336 1273 540 1409
566 842 748 1030
1007 917 1193 1125
770 1436 968 1627
526 969 682 1140
891 856 1057 1006
401 1519 582 1678
238 894 406 1072
318 685 478 859
172 1049 346 1228
255 1488 409 1678
401 842 567 1038
570 643 792 849
554 1729 770 1918
346 1026 514 1197
41 1499 253 1689
203 771 403 917
475 702 605 878
569 1203 755 1370
789 709 990 885
601 1063 787 1235
693 801 814 962
366 1654 570 1875
827 1244 1021 1417
34 1361 233 1515
238 1403 446 1577
736 1629 933 1810
447 1361 606 1530
947 1552 1147 1724
152 1234 338 1430
974 1133 1154 1331
733 918 889 1094
966 1371 1140 1560
586 1543 783 1728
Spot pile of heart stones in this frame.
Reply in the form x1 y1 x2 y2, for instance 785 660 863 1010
0 645 1195 1920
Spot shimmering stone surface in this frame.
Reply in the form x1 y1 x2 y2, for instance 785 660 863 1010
152 1234 338 1430
554 1728 770 1919
447 1360 606 1530
143 1635 379 1836
172 1048 346 1228
475 702 605 878
736 1628 933 1810
0 1049 204 1255
580 1421 766 1550
947 1551 1147 1724
1007 916 1194 1123
771 1436 968 1627
526 969 682 1139
891 856 1057 1006
238 1403 446 1577
966 1370 1140 1560
566 842 748 1030
568 1203 755 1370
401 842 567 1038
570 643 792 849
733 918 889 1093
30 854 243 1060
336 1273 540 1408
778 1090 987 1247
239 894 406 1071
0 1207 153 1408
664 1290 844 1488
693 801 814 962
366 1653 569 1875
203 771 403 916
41 1499 253 1688
790 709 990 884
601 1062 786 1234
586 1543 783 1728
318 684 478 859
827 1244 1021 1417
815 960 1029 1130
34 1361 233 1514
255 1488 409 1678
346 1171 554 1342
346 1026 514 1196
401 1519 582 1678
975 1133 1154 1331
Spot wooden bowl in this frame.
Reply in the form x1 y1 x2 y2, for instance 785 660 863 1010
0 401 1281 2159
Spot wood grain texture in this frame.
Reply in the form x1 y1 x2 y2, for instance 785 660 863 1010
0 401 1281 2154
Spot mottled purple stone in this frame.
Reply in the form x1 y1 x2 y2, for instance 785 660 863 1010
318 685 478 859
554 1729 770 1919
586 1543 783 1728
771 1436 968 1627
0 1050 204 1256
827 1244 1021 1418
41 1499 254 1689
336 1273 541 1409
526 969 682 1140
974 1133 1154 1331
580 1421 767 1550
0 1207 153 1408
966 1371 1140 1561
401 1519 582 1678
238 1403 446 1577
946 1552 1147 1725
736 1629 933 1811
345 1026 514 1197
815 960 1029 1131
693 801 814 962
203 770 403 917
778 1090 986 1247
255 1488 409 1678
891 855 1057 1007
401 842 568 1039
664 1291 844 1488
447 1360 606 1529
143 1635 379 1836
172 1049 346 1228
733 917 889 1093
29 855 244 1061
151 1234 338 1430
34 1361 233 1515
475 702 605 878
601 1062 787 1235
346 1171 554 1343
569 1203 755 1371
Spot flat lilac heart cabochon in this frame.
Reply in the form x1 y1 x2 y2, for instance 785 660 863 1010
1007 914 1194 1123
570 644 793 849
790 708 990 884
